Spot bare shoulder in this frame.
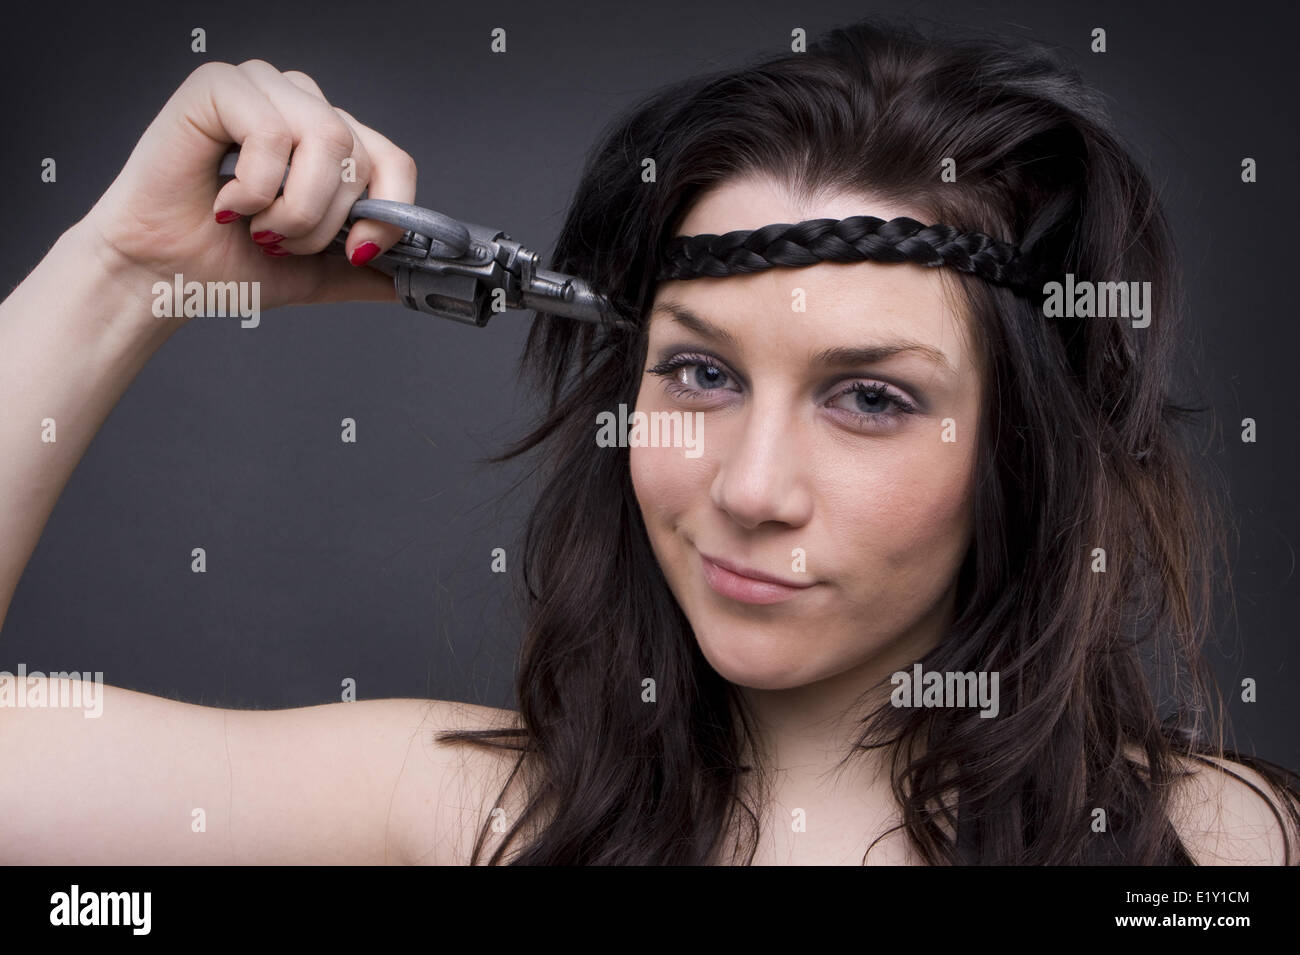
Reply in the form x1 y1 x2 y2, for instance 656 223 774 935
1162 752 1299 865
385 698 537 866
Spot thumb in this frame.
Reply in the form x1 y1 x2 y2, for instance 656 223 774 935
302 254 401 306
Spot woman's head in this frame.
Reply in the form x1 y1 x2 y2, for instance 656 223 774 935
441 15 1300 865
632 174 983 692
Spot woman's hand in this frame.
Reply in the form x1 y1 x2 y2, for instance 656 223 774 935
80 59 416 325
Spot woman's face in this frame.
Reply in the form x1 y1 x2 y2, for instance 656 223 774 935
630 174 983 692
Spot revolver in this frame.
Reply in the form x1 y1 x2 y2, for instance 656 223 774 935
217 147 633 331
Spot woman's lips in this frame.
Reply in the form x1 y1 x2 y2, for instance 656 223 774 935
699 551 816 605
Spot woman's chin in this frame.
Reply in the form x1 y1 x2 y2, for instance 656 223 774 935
692 629 826 691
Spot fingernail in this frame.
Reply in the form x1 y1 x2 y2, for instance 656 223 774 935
252 230 284 245
261 244 290 257
215 210 242 224
349 241 380 266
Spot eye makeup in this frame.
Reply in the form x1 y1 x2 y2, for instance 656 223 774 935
646 349 922 432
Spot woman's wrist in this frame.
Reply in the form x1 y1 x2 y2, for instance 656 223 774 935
56 214 190 352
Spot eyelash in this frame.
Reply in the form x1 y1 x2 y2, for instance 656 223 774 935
646 351 919 429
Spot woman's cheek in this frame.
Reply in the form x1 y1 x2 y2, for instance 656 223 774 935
819 428 975 569
631 442 710 526
882 434 977 573
629 445 659 523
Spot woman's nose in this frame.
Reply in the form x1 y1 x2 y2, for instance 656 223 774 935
709 403 814 530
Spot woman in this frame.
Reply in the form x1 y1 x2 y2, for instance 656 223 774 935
0 16 1295 865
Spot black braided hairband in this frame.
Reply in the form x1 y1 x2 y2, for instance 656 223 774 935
657 215 1050 298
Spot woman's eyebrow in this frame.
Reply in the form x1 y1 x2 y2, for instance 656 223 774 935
654 301 743 348
811 342 954 374
652 300 955 374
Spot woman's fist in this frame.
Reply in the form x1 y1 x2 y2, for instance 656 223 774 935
81 59 419 324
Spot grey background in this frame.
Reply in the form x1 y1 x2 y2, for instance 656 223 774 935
1 0 1296 770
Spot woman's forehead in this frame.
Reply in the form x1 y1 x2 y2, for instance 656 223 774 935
651 260 977 383
663 175 978 372
650 271 974 386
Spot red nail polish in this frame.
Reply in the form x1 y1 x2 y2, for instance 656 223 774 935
252 230 284 245
262 244 290 257
349 241 380 266
215 210 242 224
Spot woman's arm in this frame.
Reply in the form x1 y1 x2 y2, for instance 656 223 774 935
0 677 520 864
1 59 407 628
0 61 508 864
0 221 176 627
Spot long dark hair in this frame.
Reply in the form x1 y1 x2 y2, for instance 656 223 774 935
438 14 1300 864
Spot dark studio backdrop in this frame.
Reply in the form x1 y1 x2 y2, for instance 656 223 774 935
1 0 1296 772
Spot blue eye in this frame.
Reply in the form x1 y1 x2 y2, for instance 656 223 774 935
832 381 915 418
646 351 919 431
647 353 734 397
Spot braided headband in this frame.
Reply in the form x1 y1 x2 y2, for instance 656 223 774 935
657 215 1048 298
